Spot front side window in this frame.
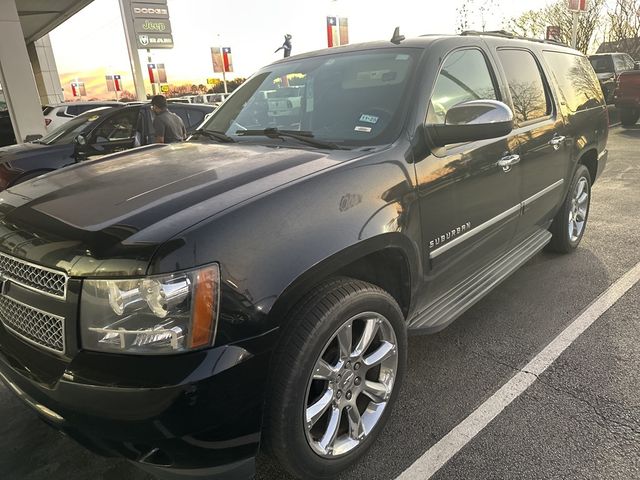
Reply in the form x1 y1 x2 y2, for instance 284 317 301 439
498 49 551 124
92 110 139 142
203 48 419 147
427 49 498 125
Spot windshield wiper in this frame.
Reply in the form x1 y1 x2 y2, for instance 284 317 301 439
192 128 236 143
235 128 348 150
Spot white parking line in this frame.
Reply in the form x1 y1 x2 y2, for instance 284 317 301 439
396 260 640 480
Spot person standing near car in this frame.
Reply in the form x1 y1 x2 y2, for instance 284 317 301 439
151 95 186 143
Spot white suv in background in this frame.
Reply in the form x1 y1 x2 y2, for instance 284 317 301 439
43 101 122 131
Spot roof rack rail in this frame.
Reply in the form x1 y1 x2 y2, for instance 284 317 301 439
460 29 569 47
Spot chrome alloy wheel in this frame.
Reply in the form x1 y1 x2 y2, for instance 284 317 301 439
304 312 398 458
568 177 589 242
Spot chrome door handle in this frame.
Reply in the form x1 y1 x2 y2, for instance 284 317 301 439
549 135 566 150
497 154 520 172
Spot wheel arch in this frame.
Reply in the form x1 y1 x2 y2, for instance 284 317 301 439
576 148 598 185
267 233 420 330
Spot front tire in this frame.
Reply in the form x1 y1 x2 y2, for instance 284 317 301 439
265 278 407 480
548 164 591 253
620 107 640 127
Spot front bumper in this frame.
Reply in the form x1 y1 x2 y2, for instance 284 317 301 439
0 325 278 479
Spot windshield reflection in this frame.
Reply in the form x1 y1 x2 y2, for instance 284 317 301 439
202 49 419 147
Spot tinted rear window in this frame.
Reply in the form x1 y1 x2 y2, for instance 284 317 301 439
545 51 604 112
42 106 54 115
498 49 551 123
589 56 613 74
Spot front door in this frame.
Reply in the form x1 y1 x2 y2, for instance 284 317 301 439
413 47 521 307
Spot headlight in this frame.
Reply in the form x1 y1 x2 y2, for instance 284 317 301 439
80 264 220 355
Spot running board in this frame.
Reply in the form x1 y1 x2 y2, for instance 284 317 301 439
408 229 552 334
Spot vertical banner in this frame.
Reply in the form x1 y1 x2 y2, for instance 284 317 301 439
156 63 167 83
327 16 338 47
71 82 86 97
211 47 224 73
339 17 349 45
147 63 167 84
222 47 233 72
106 74 123 92
568 0 587 11
147 63 157 83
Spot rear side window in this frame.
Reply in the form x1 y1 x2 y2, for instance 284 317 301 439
168 106 190 126
427 49 498 124
544 51 604 112
42 106 54 115
498 49 551 124
186 109 206 129
589 56 613 74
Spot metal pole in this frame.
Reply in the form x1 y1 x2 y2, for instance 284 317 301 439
571 11 578 49
118 0 146 101
222 68 228 94
147 49 157 95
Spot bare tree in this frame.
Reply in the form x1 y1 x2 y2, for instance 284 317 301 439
605 0 640 57
505 0 606 53
456 0 502 33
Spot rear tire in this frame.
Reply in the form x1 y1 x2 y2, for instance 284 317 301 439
548 165 591 254
264 277 407 480
620 107 640 127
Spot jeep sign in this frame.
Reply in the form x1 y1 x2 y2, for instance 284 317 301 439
134 18 172 33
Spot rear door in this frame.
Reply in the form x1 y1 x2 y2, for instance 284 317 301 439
494 48 567 241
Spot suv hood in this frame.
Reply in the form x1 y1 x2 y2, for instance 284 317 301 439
0 141 73 161
0 142 356 276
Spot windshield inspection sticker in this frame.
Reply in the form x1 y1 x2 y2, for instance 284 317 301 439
359 114 379 124
354 126 372 133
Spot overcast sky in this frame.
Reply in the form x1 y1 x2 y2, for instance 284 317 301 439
49 0 553 98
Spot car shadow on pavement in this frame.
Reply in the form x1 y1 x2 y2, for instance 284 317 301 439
617 125 640 138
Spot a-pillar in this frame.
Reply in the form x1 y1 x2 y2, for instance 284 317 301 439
27 35 64 106
0 0 47 142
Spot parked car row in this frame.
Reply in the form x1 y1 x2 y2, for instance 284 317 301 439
0 102 214 190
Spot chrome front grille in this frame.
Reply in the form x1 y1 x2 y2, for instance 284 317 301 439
0 252 67 298
0 295 65 353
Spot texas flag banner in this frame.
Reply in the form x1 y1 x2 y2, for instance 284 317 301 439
222 47 233 73
339 17 349 45
70 82 86 97
327 16 339 47
106 74 122 92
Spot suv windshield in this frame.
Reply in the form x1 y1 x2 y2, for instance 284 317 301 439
589 56 614 74
202 48 419 147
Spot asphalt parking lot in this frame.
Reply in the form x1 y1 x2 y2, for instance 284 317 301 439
1 125 639 480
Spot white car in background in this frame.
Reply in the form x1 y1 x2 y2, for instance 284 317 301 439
43 101 122 131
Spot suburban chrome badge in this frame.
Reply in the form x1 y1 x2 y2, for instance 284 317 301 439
429 222 472 249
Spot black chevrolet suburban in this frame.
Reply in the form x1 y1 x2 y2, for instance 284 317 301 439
0 31 608 480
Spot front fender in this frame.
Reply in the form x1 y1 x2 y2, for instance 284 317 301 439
149 149 422 346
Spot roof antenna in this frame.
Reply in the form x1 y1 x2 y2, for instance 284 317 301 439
390 27 405 45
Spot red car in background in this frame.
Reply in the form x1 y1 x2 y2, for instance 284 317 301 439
614 67 640 126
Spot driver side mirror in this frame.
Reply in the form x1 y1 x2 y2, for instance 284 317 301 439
427 100 514 147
